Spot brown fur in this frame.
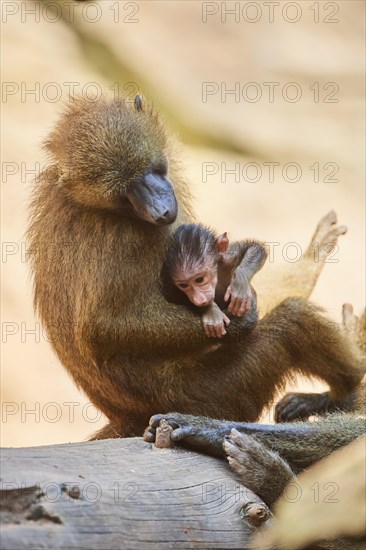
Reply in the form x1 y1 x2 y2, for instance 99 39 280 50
27 97 364 439
144 308 366 550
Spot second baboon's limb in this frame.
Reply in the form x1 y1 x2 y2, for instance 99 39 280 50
144 305 366 549
275 306 366 422
144 408 365 460
342 304 366 358
256 211 347 315
253 436 366 550
144 412 365 549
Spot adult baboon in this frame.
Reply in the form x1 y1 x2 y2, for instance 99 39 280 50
27 96 363 438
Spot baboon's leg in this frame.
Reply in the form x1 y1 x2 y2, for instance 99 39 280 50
223 429 294 506
258 298 364 423
257 211 347 315
253 436 366 550
144 411 366 471
274 391 357 422
145 415 365 549
276 305 366 422
90 422 125 440
342 304 366 358
90 415 149 440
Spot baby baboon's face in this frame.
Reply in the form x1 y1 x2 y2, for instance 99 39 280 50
174 266 218 307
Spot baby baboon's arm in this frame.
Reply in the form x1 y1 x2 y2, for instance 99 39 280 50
223 241 267 316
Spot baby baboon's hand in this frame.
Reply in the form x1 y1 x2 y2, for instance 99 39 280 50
202 302 230 338
225 281 253 317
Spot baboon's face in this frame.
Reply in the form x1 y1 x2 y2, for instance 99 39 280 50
174 265 218 307
46 97 178 225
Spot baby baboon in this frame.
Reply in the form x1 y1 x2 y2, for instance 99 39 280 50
27 95 364 439
161 223 267 338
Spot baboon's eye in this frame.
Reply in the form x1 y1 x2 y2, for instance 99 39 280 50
195 277 204 284
154 162 168 177
178 283 188 289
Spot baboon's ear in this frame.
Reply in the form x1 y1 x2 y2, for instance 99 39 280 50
56 171 70 187
134 95 143 112
216 232 229 255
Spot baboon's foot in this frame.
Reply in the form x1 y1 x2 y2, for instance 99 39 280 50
275 391 357 422
224 429 264 479
342 304 366 357
305 210 347 262
144 412 229 456
275 391 333 422
223 429 293 506
343 303 358 332
275 392 324 422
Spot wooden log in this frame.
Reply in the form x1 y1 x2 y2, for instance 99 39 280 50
0 438 269 549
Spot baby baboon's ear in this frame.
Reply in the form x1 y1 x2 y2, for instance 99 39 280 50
216 232 229 255
134 95 143 112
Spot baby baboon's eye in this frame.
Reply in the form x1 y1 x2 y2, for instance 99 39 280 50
178 283 189 289
195 277 204 284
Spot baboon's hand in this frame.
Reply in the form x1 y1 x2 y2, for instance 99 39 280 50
144 413 205 443
143 413 229 455
202 303 230 338
225 276 253 317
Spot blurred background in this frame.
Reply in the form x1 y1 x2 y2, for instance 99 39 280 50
1 0 365 447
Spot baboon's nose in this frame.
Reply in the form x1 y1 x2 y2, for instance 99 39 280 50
155 210 176 225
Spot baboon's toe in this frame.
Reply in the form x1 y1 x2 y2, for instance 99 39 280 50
321 209 337 228
224 436 251 476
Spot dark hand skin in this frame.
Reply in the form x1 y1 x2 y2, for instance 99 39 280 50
275 390 358 422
